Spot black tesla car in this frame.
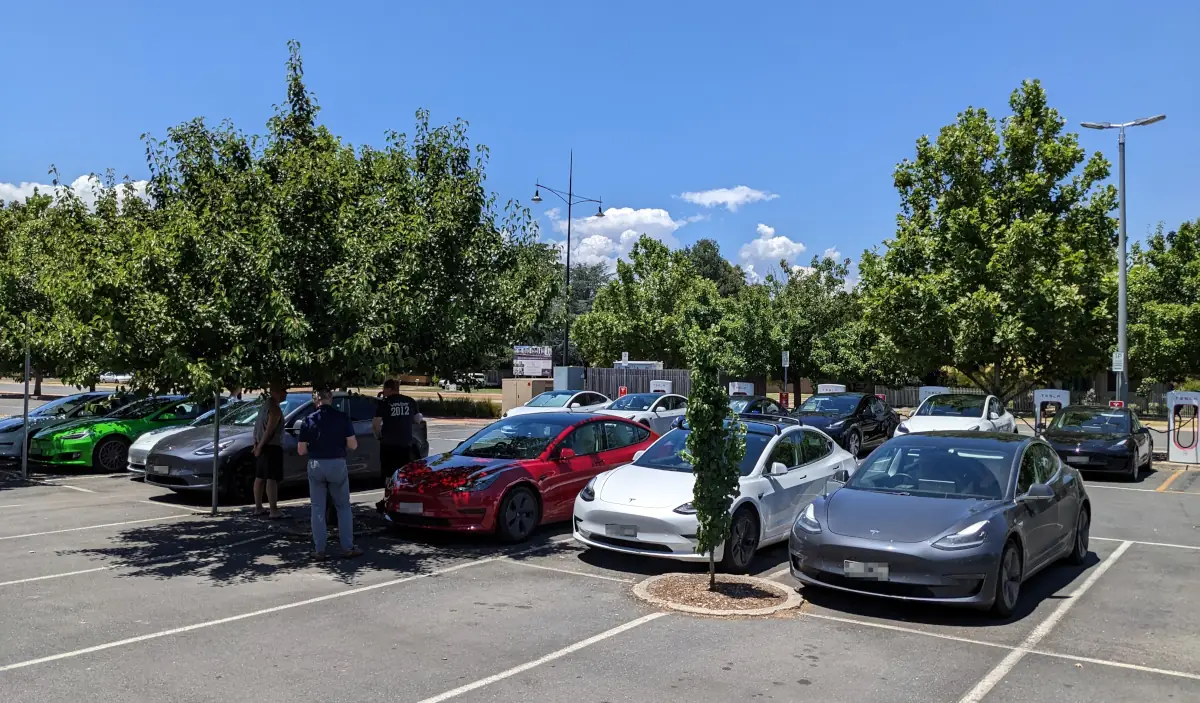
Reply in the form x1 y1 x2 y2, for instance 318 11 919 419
791 392 900 457
1039 405 1153 481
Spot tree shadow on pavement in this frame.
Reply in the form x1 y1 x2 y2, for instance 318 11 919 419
62 503 577 587
798 551 1103 627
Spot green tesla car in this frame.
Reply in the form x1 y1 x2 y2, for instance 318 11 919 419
29 395 218 472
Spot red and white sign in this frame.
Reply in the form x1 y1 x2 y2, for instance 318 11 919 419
779 392 789 409
1109 400 1125 409
618 386 628 397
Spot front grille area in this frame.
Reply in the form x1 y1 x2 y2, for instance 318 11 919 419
145 475 190 487
802 569 982 599
588 535 673 553
386 514 453 528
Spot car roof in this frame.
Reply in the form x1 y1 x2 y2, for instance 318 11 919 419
1061 404 1127 414
890 430 1029 444
807 391 864 398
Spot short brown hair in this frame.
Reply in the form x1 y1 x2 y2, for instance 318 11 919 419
383 379 399 391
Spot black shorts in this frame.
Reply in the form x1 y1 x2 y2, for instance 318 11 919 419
255 445 284 481
380 443 414 473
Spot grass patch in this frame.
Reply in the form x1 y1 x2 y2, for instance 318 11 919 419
419 396 500 419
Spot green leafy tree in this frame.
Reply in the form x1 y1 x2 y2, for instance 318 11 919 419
1129 220 1200 390
859 80 1117 400
684 238 745 298
527 261 607 366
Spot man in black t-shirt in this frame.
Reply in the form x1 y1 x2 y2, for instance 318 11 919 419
374 379 423 481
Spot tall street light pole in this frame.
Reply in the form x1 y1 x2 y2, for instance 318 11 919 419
1080 114 1166 404
532 150 604 367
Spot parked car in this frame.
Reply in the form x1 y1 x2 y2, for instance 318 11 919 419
379 412 656 542
127 399 254 477
789 431 1090 617
143 392 402 501
29 395 224 472
99 372 133 384
792 392 900 457
729 395 786 415
0 392 122 461
895 393 1016 435
597 392 687 434
573 415 856 572
503 390 610 418
1040 405 1153 481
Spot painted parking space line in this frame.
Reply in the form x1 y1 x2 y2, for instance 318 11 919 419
0 566 113 587
1093 536 1200 550
1085 483 1200 494
1156 471 1184 492
1028 649 1200 682
0 504 25 509
803 612 1012 652
56 484 96 494
502 559 635 583
957 540 1132 703
136 500 210 513
414 613 668 703
0 515 182 541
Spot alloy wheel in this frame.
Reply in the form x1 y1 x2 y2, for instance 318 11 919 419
1076 509 1090 557
730 513 756 568
97 440 127 472
505 491 536 538
846 431 861 457
1000 547 1021 610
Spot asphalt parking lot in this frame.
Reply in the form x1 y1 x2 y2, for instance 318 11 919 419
1 417 1198 702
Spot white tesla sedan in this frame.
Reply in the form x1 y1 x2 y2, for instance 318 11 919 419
504 390 611 418
573 417 857 572
896 393 1016 435
596 392 687 434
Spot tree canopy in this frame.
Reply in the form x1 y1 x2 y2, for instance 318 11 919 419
1129 219 1200 389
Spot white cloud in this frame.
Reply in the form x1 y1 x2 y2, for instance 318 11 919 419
0 174 148 210
738 222 807 281
547 206 695 269
679 185 778 212
822 247 841 261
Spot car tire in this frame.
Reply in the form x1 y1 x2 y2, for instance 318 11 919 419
92 436 130 473
720 507 760 574
496 485 540 543
990 540 1022 619
845 429 862 458
1144 445 1153 472
1126 455 1139 482
1065 506 1089 566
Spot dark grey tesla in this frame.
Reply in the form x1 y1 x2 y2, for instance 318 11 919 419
789 431 1091 617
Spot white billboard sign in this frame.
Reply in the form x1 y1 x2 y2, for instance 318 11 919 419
513 345 553 378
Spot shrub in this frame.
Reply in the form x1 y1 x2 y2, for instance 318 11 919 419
420 396 500 419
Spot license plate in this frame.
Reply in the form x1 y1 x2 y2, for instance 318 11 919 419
150 465 169 475
396 502 423 515
844 560 889 580
605 524 638 538
1066 455 1090 464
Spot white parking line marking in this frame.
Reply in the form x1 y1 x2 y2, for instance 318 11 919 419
415 613 668 703
136 501 209 513
1093 536 1200 550
0 567 113 587
1030 649 1200 681
56 484 96 493
0 535 572 672
803 612 1011 651
957 540 1132 703
0 515 181 541
503 559 634 583
0 504 25 508
764 565 792 579
1087 483 1200 495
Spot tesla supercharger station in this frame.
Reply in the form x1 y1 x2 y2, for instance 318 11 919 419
1033 389 1070 430
817 383 847 393
1167 391 1200 464
919 386 950 404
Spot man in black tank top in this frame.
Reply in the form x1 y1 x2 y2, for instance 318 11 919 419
374 379 422 481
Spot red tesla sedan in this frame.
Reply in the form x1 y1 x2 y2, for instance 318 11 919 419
377 412 658 542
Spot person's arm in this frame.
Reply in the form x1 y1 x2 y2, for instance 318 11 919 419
372 401 383 439
412 398 423 425
297 417 309 456
345 415 358 451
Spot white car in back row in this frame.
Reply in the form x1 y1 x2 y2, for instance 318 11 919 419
504 390 611 418
896 393 1016 435
573 417 857 572
597 393 687 434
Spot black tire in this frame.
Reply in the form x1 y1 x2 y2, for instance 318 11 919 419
1144 445 1153 471
720 507 760 574
1126 455 1139 482
1065 505 1090 566
220 457 256 504
844 429 862 458
496 485 541 543
92 436 130 473
990 540 1023 619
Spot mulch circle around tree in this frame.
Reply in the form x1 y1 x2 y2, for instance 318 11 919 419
633 573 804 617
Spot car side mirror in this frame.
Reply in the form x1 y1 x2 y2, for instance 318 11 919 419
768 461 788 476
633 450 645 462
1021 483 1054 501
825 469 850 494
558 447 576 460
1035 422 1046 435
988 411 1000 421
569 403 581 409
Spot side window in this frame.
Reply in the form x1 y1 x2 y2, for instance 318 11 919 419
348 397 376 422
1032 444 1058 481
799 430 832 464
332 397 351 415
764 401 783 415
602 421 639 451
1131 412 1142 431
768 437 798 469
870 397 886 416
633 425 651 443
566 423 603 456
654 397 675 412
1017 448 1037 495
167 402 202 420
676 397 687 411
1017 444 1056 494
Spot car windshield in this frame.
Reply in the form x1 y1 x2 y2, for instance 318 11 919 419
526 391 575 408
798 395 861 414
189 400 252 427
916 394 985 417
729 397 757 413
105 397 177 419
456 418 573 459
30 394 100 418
845 437 1017 500
634 428 772 477
227 394 312 426
1050 408 1129 434
607 394 657 411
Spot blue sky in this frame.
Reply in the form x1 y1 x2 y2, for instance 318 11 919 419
2 1 1196 279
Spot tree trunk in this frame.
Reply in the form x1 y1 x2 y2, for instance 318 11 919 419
89 383 96 392
708 550 716 590
33 373 42 396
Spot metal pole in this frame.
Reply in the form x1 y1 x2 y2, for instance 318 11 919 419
21 331 30 481
563 150 573 367
210 391 220 516
783 366 788 410
1117 128 1128 404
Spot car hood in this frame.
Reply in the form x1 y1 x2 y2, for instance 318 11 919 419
0 414 61 433
505 405 565 416
152 425 253 454
395 453 523 492
35 417 107 438
131 424 193 450
900 416 983 433
1043 430 1127 448
792 412 848 429
825 488 1002 543
597 464 696 509
596 409 648 420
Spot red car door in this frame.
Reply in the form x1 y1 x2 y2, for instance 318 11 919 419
599 420 653 467
540 421 608 521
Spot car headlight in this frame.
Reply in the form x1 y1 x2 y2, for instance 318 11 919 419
932 520 989 550
1110 439 1129 450
193 439 236 456
966 425 980 431
60 430 92 440
895 424 909 434
795 502 822 534
827 420 845 430
673 502 697 515
580 477 597 502
455 471 502 493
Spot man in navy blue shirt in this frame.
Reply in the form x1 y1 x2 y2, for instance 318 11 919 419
297 390 362 559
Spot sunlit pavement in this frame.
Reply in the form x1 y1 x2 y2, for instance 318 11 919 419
0 419 1197 702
